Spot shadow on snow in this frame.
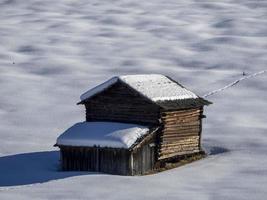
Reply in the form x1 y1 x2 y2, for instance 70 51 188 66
0 147 230 187
206 146 230 156
0 151 95 187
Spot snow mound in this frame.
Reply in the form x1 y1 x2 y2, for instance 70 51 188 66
56 122 149 149
80 74 198 102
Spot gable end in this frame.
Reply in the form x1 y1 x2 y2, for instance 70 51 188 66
83 81 161 125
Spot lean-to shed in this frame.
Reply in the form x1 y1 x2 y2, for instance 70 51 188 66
55 74 211 175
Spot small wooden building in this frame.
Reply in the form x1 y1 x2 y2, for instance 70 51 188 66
55 74 211 175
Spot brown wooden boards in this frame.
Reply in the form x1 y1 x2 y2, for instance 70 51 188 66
84 81 160 125
158 107 203 160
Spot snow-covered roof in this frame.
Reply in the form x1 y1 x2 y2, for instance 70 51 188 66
56 122 149 149
80 74 198 103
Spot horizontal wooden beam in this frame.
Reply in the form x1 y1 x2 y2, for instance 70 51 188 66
161 108 201 116
162 116 200 124
158 149 200 160
161 112 201 119
163 121 200 128
161 136 200 143
163 126 200 132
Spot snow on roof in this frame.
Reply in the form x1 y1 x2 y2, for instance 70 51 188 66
56 122 149 149
80 74 198 102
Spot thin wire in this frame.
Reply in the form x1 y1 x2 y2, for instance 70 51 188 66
203 70 267 98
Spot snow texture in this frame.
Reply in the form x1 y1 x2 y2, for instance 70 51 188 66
0 0 267 199
80 74 198 102
56 122 149 148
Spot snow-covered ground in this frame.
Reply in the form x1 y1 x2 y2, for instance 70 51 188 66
0 0 267 199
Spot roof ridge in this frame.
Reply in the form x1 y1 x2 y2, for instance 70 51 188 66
78 74 211 108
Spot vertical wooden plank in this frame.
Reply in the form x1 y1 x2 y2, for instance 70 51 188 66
147 146 151 172
79 148 82 171
132 152 136 175
93 147 96 171
108 149 111 173
142 146 146 174
96 147 100 172
72 148 75 171
77 148 80 171
60 149 64 171
87 148 90 171
91 148 95 171
112 149 116 174
135 151 139 175
129 152 133 176
146 145 150 172
151 145 155 171
89 148 92 171
147 145 150 172
69 148 73 170
99 148 102 173
135 150 139 175
121 149 124 175
125 150 129 175
64 148 67 170
63 149 67 171
119 149 122 175
102 148 105 173
105 148 108 173
84 148 87 171
88 148 91 171
75 148 78 171
71 148 74 170
70 148 73 171
121 150 126 175
67 148 71 170
198 106 203 150
138 148 142 175
82 148 85 171
142 146 145 174
91 148 93 171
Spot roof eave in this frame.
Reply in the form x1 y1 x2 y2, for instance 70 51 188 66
77 101 84 105
156 97 212 111
129 126 160 151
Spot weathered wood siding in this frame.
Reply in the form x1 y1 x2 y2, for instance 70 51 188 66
131 133 157 175
84 81 160 125
60 146 131 175
158 107 203 160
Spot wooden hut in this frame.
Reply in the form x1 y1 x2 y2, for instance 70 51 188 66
55 74 211 175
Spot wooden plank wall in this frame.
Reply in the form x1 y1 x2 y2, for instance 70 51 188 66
158 107 203 160
131 141 156 175
60 146 130 175
84 81 160 124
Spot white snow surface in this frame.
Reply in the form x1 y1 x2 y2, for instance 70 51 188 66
1 0 267 199
80 74 198 102
56 122 149 148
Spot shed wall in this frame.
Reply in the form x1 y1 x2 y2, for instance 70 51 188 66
158 107 203 160
60 146 131 175
84 81 160 125
131 134 157 175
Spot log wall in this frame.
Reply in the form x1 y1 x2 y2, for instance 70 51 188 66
158 107 203 160
84 81 160 125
